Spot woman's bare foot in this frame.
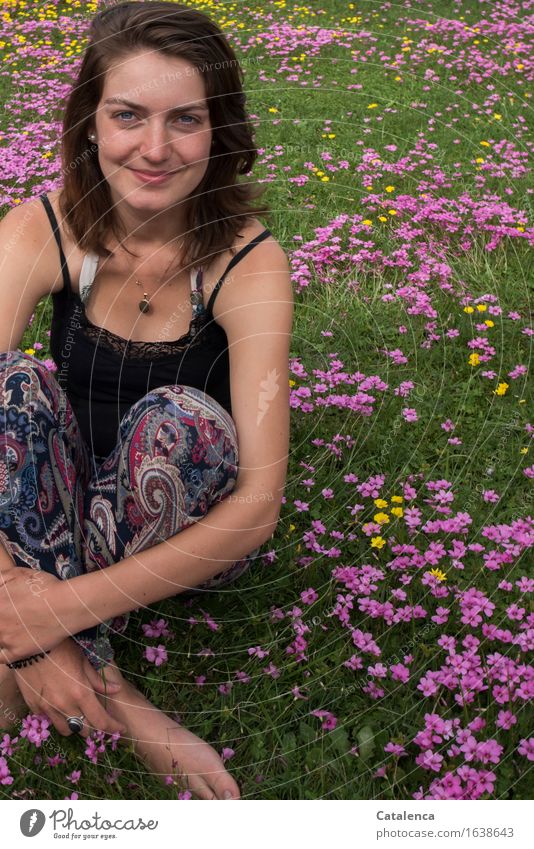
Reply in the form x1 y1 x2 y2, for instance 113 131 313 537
97 662 240 800
0 665 27 734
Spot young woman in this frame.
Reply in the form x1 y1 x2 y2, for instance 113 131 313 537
0 1 293 800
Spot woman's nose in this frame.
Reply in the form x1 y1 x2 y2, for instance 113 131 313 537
139 121 173 161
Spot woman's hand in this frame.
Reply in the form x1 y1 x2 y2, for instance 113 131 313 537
0 554 69 663
13 637 127 739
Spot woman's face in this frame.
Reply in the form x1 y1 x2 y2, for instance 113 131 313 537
91 50 213 219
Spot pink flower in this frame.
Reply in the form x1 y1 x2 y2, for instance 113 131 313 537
311 710 337 731
523 464 534 479
390 663 410 683
300 587 318 605
263 663 280 679
384 742 406 757
67 770 81 784
142 618 173 638
0 734 18 757
402 407 418 422
508 364 527 379
416 750 443 772
0 757 13 786
506 603 525 621
482 489 500 503
221 747 235 763
518 739 534 761
248 646 269 659
431 606 450 625
144 644 168 666
496 710 517 731
20 714 50 748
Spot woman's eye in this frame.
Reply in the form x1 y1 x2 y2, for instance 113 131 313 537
115 111 136 122
176 115 199 124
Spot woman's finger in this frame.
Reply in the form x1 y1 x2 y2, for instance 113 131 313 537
84 660 122 696
41 706 88 739
79 692 126 737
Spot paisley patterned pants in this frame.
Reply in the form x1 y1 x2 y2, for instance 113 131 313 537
0 351 259 670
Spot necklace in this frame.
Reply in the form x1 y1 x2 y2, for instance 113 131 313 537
132 240 185 314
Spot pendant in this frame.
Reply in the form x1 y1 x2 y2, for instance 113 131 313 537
139 293 151 314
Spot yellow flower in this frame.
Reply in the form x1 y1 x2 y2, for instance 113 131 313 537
394 76 402 81
475 157 485 163
374 498 388 508
371 536 386 549
24 348 35 355
368 103 378 109
328 133 336 139
493 113 502 120
374 512 390 525
464 306 474 313
378 215 388 222
480 141 490 147
391 507 403 518
385 185 395 192
494 382 509 396
289 379 296 386
388 209 397 215
289 523 296 532
429 568 447 582
485 320 494 327
321 176 330 182
520 447 528 454
469 353 480 367
362 219 373 226
268 107 279 113
391 495 403 503
476 304 487 312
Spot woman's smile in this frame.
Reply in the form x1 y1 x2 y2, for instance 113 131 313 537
128 167 177 185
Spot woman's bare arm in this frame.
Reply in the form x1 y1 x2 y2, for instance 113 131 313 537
0 199 60 352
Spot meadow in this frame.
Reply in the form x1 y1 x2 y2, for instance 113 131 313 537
0 0 532 800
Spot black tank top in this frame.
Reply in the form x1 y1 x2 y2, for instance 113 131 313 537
41 194 271 461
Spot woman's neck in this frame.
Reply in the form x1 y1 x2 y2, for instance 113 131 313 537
112 198 190 250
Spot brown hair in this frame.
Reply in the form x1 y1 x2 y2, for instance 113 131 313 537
59 0 270 269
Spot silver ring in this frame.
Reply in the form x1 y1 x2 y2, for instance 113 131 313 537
66 714 85 734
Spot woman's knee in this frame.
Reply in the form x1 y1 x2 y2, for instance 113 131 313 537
0 350 58 401
120 384 238 459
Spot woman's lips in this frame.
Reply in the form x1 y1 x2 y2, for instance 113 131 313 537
130 168 175 185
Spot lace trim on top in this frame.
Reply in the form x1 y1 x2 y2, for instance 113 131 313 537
78 267 207 360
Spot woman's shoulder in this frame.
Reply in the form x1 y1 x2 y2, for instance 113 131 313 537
228 216 284 263
0 192 73 298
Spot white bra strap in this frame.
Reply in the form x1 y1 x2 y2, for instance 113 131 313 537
79 256 200 303
190 267 198 291
79 252 99 304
